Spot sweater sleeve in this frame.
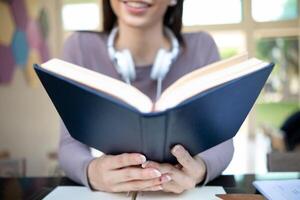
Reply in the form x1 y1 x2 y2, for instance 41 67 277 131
58 33 94 187
194 32 234 184
198 139 234 184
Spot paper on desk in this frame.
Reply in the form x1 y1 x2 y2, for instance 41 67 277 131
43 186 225 200
253 179 300 200
138 186 226 200
43 186 130 200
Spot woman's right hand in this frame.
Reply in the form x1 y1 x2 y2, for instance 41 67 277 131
87 153 172 192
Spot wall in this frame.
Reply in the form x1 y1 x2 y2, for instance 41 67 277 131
0 0 63 176
0 70 59 176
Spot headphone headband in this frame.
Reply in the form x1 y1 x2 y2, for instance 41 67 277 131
107 27 118 61
164 27 180 62
107 26 179 69
107 26 180 99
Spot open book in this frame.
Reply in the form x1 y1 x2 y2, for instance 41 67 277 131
37 53 268 113
34 53 274 163
43 186 226 200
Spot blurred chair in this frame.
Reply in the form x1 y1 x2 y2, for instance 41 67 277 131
47 151 64 177
267 152 300 172
261 124 300 172
0 150 26 177
260 110 300 172
0 151 10 159
260 123 286 152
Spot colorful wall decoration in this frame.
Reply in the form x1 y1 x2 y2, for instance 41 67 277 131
0 0 50 86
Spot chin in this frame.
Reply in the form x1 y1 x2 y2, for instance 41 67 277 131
120 15 156 29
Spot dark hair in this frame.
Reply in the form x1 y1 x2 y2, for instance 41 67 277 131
281 111 300 151
103 0 184 46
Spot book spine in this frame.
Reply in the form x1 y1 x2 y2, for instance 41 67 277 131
140 114 167 162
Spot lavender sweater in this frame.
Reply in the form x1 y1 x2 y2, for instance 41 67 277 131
59 31 234 187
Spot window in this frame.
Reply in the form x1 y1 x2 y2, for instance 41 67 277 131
62 0 100 31
252 0 298 22
211 31 246 59
257 36 299 103
183 0 242 25
255 36 299 128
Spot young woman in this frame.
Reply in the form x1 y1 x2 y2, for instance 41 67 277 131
59 0 234 194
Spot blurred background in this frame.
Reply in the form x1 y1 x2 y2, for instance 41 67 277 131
0 0 299 177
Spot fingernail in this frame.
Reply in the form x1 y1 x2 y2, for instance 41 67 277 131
152 169 162 177
152 186 163 191
161 175 172 183
142 161 149 168
157 186 163 190
140 155 146 163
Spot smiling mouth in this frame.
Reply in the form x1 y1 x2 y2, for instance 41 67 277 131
121 1 152 9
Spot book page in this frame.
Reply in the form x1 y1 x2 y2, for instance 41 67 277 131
163 53 248 94
41 59 153 113
138 186 225 200
155 58 268 111
43 186 130 200
253 180 300 200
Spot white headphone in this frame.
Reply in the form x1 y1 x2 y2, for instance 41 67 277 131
107 27 180 99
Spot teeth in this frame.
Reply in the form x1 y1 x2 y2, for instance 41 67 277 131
126 1 149 8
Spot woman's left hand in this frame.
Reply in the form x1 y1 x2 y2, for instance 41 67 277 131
141 145 207 194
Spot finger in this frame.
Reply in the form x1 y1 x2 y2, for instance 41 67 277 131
112 177 166 192
171 145 197 172
142 161 178 175
142 175 172 191
141 185 163 191
162 181 185 194
142 161 170 174
175 164 182 169
111 167 161 183
143 161 195 189
108 153 146 169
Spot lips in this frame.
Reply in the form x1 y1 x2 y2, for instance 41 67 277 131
126 1 150 8
122 0 151 8
121 0 152 13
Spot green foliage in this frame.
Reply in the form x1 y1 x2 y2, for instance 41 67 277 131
255 102 300 128
220 48 238 59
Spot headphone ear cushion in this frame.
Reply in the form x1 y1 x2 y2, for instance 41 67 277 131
151 49 172 80
115 49 136 81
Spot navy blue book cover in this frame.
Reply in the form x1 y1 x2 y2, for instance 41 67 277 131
34 63 274 163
